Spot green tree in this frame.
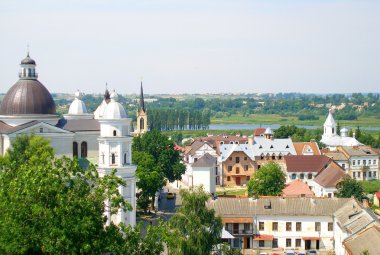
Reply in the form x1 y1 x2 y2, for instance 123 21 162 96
133 130 186 210
337 177 364 201
247 162 286 196
168 187 223 255
0 135 165 254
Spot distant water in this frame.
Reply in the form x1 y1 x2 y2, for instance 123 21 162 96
208 124 380 131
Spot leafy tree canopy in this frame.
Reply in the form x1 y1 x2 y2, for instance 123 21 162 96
337 177 364 201
0 135 165 255
247 162 286 197
168 186 223 255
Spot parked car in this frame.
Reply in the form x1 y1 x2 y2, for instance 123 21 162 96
285 250 295 255
259 253 268 255
298 252 306 255
307 250 317 255
167 192 175 199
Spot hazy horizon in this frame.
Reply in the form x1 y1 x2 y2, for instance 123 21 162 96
1 0 379 95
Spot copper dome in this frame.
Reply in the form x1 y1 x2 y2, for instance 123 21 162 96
0 79 56 115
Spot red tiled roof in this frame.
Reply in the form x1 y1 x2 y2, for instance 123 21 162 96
375 192 380 199
314 161 347 188
282 180 314 196
254 128 266 136
285 155 331 173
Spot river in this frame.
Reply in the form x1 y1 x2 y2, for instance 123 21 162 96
208 124 380 131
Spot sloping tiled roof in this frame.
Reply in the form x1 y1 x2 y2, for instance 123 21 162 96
253 137 296 156
324 151 348 161
314 161 347 188
0 120 13 133
220 144 255 162
340 146 378 157
56 118 100 132
293 142 321 155
254 128 266 136
285 155 331 173
186 140 209 156
1 120 41 134
192 153 216 168
282 180 314 196
207 197 351 217
343 223 380 255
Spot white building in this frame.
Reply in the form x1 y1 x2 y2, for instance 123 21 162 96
320 110 362 149
0 53 137 226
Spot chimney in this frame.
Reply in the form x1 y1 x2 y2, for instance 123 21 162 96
248 136 254 145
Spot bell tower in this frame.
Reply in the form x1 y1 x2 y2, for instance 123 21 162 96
134 81 148 136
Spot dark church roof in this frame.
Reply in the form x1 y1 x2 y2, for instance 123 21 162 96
56 118 100 132
0 79 56 115
20 53 36 65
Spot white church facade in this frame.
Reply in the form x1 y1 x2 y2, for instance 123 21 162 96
0 53 138 226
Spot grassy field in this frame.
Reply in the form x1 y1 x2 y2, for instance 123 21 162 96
211 113 380 128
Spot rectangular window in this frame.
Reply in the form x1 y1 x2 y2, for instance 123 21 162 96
315 222 321 231
374 160 377 165
259 240 264 247
358 172 361 178
286 222 292 231
236 157 240 163
257 165 261 169
244 156 248 161
286 238 291 247
246 176 250 181
364 172 367 178
352 160 356 166
228 166 232 172
374 172 377 177
342 163 346 169
244 223 251 231
328 222 333 231
358 160 361 165
272 238 278 248
296 239 301 247
259 222 264 231
236 167 240 174
229 157 232 161
227 176 231 181
363 160 367 166
296 222 301 231
272 222 278 231
244 165 249 171
369 160 372 165
353 172 356 178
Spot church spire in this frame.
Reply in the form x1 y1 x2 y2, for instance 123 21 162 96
139 81 145 112
104 82 111 102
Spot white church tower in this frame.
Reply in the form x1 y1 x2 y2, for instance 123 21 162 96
97 90 137 226
323 109 337 137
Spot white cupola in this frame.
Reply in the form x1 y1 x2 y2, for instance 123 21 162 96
323 109 337 137
68 90 88 114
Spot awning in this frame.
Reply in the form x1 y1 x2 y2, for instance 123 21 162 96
302 237 321 240
254 234 274 241
221 227 235 239
223 217 253 223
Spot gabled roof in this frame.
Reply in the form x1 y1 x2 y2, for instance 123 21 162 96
192 153 216 168
56 118 100 132
313 161 347 188
220 144 255 162
285 155 331 173
186 140 212 156
254 128 266 137
339 146 378 157
293 141 321 155
282 180 314 197
0 120 13 133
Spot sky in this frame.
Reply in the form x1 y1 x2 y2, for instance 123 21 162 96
0 0 379 95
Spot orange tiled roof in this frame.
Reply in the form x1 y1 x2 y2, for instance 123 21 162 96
282 180 314 196
293 141 321 155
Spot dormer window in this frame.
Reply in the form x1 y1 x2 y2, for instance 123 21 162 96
286 145 289 149
113 130 117 136
39 128 43 133
270 145 273 149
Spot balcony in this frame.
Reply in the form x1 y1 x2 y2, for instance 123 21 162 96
226 228 254 235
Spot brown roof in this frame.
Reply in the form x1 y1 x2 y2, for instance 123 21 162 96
192 153 216 167
339 146 378 157
343 223 380 255
208 197 351 217
0 79 56 115
254 128 266 137
293 141 321 155
186 140 209 156
314 161 347 188
324 151 349 161
285 155 331 173
282 180 314 197
195 135 248 154
0 121 13 133
56 119 100 132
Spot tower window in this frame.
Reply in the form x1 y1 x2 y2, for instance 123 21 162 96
73 142 78 157
113 130 117 136
101 153 105 164
124 153 127 164
81 141 87 158
111 153 116 165
140 117 145 130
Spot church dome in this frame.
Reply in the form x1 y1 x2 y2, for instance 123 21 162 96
21 53 36 65
103 90 127 119
68 90 88 114
0 79 56 115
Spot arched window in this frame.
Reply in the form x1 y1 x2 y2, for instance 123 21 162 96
307 173 313 179
291 173 297 180
81 141 87 158
140 117 145 130
113 130 117 136
124 153 127 164
111 153 116 165
300 173 305 179
332 128 335 134
272 154 276 160
73 142 78 157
